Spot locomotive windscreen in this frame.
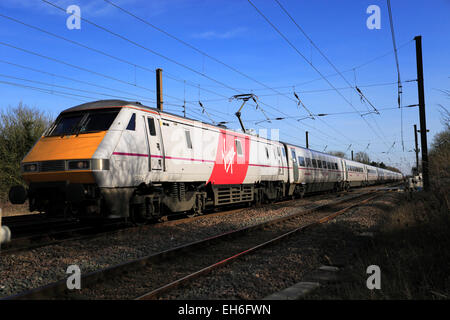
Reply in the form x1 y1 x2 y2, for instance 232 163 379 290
47 109 120 136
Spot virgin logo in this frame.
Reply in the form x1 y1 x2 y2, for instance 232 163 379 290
207 129 249 185
221 138 236 174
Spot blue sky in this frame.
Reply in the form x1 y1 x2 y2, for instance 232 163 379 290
0 0 449 174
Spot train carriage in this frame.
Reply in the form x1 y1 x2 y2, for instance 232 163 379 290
342 159 367 188
284 144 345 195
365 165 379 185
9 99 403 221
13 100 290 220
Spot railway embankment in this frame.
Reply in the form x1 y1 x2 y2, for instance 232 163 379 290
303 190 449 299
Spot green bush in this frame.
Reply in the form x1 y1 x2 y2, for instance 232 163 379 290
0 102 53 200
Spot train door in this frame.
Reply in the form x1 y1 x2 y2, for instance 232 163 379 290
341 159 347 181
291 148 299 182
145 116 165 171
277 146 283 175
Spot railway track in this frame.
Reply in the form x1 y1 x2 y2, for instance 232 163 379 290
136 192 381 300
0 186 360 256
4 188 386 300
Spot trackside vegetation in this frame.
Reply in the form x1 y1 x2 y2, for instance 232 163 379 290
0 103 52 201
305 111 450 299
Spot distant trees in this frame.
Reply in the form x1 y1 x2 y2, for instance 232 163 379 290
385 166 401 173
354 151 370 164
328 151 402 172
0 102 53 200
329 151 346 158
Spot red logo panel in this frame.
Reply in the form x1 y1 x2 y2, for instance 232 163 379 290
207 130 250 185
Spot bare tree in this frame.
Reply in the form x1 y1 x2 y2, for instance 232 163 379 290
355 151 370 164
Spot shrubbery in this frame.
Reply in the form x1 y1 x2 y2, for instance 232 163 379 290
0 102 52 200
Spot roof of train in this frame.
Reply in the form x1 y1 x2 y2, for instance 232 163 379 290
61 100 400 174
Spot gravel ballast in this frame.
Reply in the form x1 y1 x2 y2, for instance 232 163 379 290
0 187 392 298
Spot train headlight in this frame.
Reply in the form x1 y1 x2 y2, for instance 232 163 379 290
68 160 90 170
23 163 38 172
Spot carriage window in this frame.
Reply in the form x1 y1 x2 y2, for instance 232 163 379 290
291 149 296 162
322 160 327 169
126 113 135 131
298 156 305 167
312 159 317 168
327 162 331 169
306 158 312 167
235 139 243 156
185 130 192 149
281 148 286 157
317 159 322 168
148 117 156 136
334 163 338 170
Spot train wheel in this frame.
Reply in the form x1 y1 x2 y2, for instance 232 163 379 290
130 204 147 225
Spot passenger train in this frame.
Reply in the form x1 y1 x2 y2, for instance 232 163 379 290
9 100 403 221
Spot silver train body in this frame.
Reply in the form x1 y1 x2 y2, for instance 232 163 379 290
13 100 403 220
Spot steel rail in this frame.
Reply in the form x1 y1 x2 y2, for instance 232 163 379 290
3 189 381 300
136 192 381 300
0 187 353 256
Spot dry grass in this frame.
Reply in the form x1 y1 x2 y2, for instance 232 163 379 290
304 126 450 300
304 192 449 300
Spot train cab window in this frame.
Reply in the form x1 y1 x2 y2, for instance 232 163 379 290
306 158 312 167
281 148 286 158
148 118 156 136
48 114 84 136
312 159 317 168
277 147 281 157
185 130 193 149
126 113 136 131
266 147 270 159
48 109 120 136
235 139 243 156
298 156 305 167
79 110 120 134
